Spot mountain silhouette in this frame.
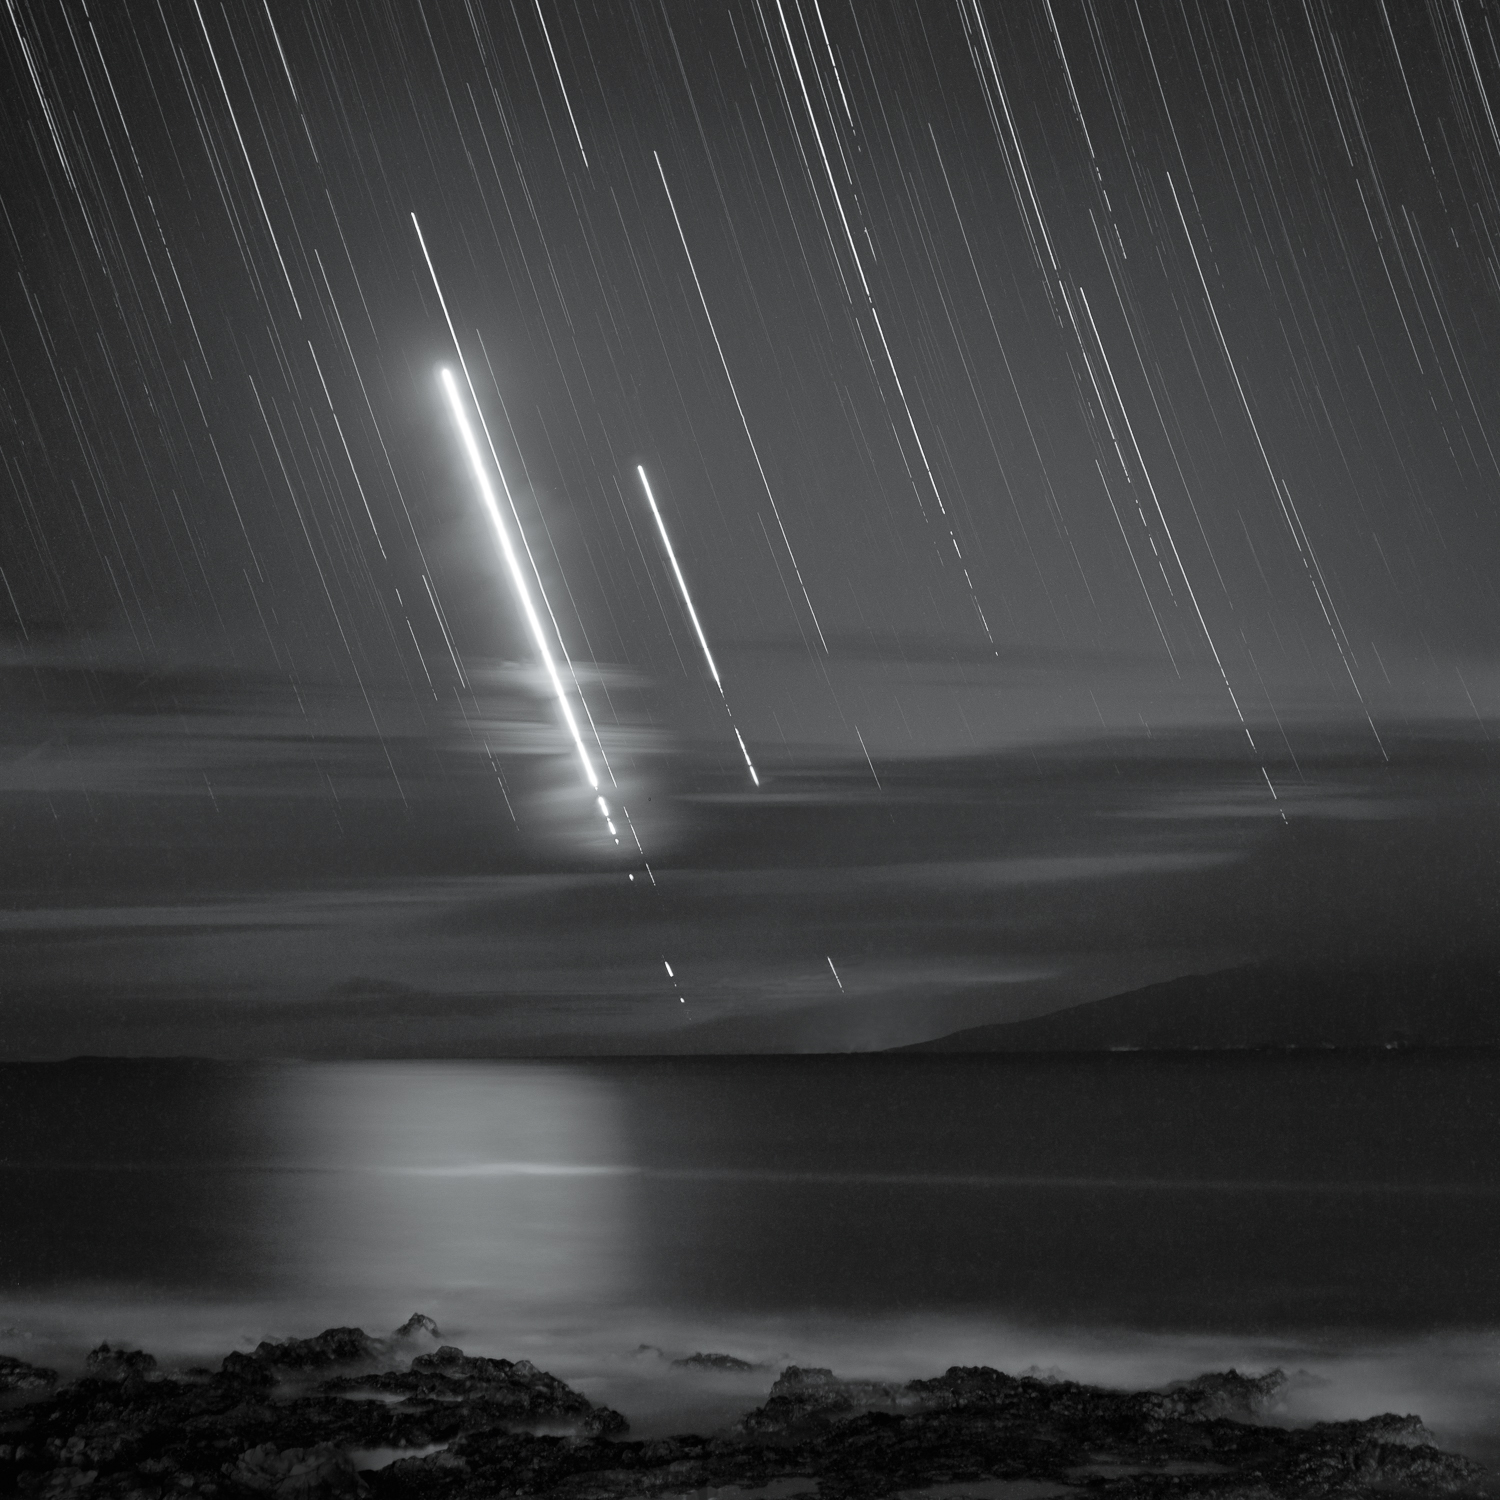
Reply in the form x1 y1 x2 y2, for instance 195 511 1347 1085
898 962 1500 1052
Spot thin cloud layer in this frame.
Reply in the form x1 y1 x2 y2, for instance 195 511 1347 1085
4 646 1497 1056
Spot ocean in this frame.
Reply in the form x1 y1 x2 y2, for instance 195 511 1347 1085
4 1052 1500 1462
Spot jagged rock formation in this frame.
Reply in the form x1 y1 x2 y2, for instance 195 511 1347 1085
389 1317 441 1346
85 1346 161 1383
670 1352 760 1372
0 1326 1484 1498
321 1346 627 1436
0 1355 56 1395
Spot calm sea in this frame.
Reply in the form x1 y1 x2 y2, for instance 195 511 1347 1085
4 1053 1500 1459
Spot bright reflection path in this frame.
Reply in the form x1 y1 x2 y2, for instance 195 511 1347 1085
254 1062 636 1312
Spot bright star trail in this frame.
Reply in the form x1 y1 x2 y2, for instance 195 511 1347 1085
637 464 759 786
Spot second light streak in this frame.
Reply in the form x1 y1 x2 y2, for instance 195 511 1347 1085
637 463 759 787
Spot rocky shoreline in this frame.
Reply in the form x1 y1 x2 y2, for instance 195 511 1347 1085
0 1317 1486 1499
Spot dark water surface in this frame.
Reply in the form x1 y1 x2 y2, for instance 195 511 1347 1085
4 1053 1500 1454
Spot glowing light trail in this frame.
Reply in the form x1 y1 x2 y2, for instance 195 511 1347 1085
637 463 759 787
439 366 599 793
637 465 722 689
413 213 621 797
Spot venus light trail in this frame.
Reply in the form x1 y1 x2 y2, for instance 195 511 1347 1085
439 366 600 796
637 463 759 787
415 209 621 840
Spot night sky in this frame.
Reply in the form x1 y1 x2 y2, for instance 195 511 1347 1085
4 0 1500 1057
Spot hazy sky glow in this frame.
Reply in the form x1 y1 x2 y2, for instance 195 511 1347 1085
4 1 1500 1054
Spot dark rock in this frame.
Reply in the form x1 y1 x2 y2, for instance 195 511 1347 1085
670 1352 758 1372
1155 1366 1289 1420
324 1345 627 1438
735 1365 914 1434
727 1363 1483 1496
253 1328 383 1372
233 1441 367 1497
903 1363 1023 1412
389 1316 441 1345
83 1344 159 1382
0 1355 57 1393
0 1331 1485 1500
219 1350 280 1389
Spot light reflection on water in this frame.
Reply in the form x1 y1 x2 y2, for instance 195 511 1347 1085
249 1062 638 1311
4 1055 1500 1464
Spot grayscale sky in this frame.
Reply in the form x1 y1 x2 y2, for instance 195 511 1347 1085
4 0 1500 1055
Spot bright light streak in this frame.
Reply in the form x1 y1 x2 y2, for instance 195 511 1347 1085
414 211 617 816
637 464 721 685
733 727 759 787
533 0 589 169
827 957 844 992
637 464 760 787
440 367 598 792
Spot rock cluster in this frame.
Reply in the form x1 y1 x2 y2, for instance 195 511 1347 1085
0 1321 1485 1499
0 1356 57 1395
321 1346 627 1436
669 1353 760 1372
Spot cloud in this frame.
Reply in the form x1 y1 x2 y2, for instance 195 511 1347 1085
0 653 665 799
714 630 1500 762
4 633 1500 1056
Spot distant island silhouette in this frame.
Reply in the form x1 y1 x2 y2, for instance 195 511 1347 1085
897 962 1500 1053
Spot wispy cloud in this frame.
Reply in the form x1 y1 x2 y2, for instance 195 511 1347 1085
4 632 1500 1055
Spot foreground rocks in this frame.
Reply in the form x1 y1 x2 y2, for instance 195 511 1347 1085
0 1355 57 1395
0 1321 1485 1499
